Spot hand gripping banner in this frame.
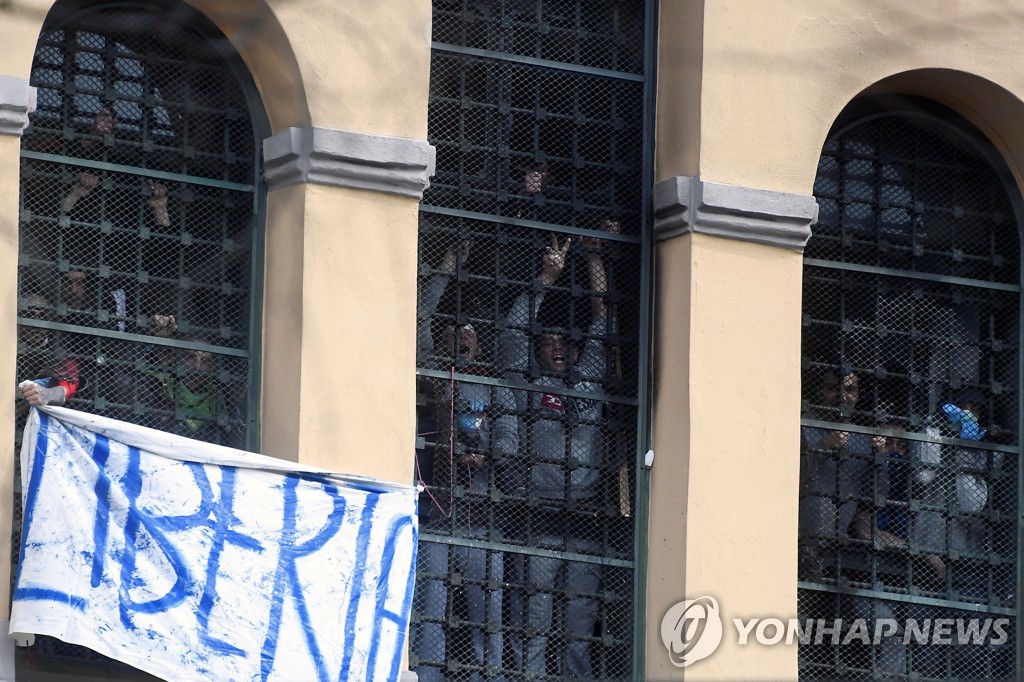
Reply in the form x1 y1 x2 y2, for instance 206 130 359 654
10 406 417 682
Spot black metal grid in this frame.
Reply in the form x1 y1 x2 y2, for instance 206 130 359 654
432 0 645 74
412 1 649 679
425 53 645 228
14 5 261 670
798 591 1016 680
18 8 257 444
799 110 1021 680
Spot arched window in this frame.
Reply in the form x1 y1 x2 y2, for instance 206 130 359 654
18 3 265 448
15 2 265 671
799 99 1019 679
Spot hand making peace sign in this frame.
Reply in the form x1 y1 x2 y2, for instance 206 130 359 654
539 234 571 285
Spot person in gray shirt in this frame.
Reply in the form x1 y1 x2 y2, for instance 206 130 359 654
500 221 617 679
799 371 884 571
414 240 518 682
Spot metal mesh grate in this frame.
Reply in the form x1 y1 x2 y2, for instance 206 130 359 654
18 9 258 445
411 1 649 679
432 0 645 74
425 53 645 226
14 5 260 670
799 112 1020 679
798 591 1017 680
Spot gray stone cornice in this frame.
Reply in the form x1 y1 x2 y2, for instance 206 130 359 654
263 126 436 199
0 75 36 137
653 175 817 251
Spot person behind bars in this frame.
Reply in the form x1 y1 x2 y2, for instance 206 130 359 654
16 293 83 411
499 220 617 679
413 239 518 682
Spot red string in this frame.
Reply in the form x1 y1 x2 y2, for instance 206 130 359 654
413 439 448 518
412 367 458 519
448 366 456 519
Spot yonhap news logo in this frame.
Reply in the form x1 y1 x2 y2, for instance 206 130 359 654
659 596 724 667
660 597 1009 668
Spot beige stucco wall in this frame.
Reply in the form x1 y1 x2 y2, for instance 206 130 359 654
0 1 48 79
181 0 431 485
654 0 703 182
647 233 692 660
261 183 419 485
0 135 23 618
647 233 803 680
0 0 432 136
243 0 429 486
259 183 305 461
294 185 418 480
188 0 432 138
0 0 55 624
694 0 1024 195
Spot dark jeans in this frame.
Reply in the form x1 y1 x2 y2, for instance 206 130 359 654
507 509 603 679
414 535 504 682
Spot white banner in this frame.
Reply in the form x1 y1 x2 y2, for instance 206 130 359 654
10 406 417 682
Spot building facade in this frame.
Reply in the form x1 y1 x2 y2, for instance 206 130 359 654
0 0 1022 680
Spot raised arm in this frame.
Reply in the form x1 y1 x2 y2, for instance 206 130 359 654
63 172 98 214
539 234 570 287
582 219 619 319
19 357 82 406
62 109 116 214
147 181 171 227
570 221 621 384
499 235 570 373
417 241 469 358
512 234 571 324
